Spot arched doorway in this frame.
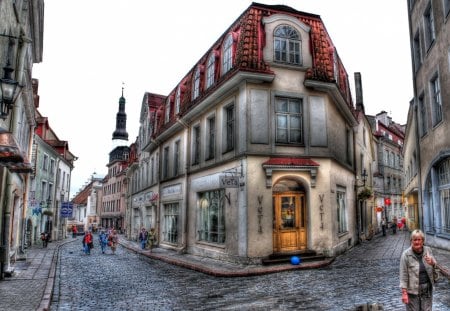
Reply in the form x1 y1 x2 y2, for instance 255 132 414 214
272 179 307 253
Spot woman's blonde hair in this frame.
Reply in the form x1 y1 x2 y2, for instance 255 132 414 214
410 229 425 242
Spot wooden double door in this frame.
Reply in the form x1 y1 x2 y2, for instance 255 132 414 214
273 192 307 252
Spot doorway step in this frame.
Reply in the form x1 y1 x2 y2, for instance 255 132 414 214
262 250 328 265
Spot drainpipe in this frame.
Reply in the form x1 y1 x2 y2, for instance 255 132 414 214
177 118 189 253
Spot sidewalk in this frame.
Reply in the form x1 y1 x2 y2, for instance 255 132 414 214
0 238 70 311
0 230 448 311
119 239 334 277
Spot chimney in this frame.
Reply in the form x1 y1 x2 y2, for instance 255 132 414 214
354 72 364 113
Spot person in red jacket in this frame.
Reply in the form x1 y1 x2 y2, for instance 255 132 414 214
72 225 78 238
83 231 93 255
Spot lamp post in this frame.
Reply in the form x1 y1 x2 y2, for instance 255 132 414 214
0 60 22 119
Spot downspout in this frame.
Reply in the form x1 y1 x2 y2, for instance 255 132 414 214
177 118 189 253
353 72 363 244
413 103 423 229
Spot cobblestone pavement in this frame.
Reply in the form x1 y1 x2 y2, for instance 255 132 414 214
1 230 449 311
46 230 449 311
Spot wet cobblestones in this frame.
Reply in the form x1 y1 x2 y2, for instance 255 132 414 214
49 233 450 311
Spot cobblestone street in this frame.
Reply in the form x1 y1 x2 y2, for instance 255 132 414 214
48 231 450 311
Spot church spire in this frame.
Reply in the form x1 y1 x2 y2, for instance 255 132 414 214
112 84 129 145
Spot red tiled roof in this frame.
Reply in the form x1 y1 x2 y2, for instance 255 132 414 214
262 157 320 167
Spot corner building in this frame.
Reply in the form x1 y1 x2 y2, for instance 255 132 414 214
134 3 362 264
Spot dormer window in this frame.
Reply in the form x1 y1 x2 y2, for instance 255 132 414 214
165 97 171 123
274 25 301 65
222 34 233 75
206 53 215 88
193 67 200 100
175 86 181 114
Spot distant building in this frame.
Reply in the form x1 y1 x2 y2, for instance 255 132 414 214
368 112 405 226
100 90 130 232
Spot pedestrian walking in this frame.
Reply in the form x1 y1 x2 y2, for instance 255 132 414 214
147 228 156 252
99 230 108 254
381 217 387 236
41 232 49 248
139 228 148 250
108 229 118 254
72 225 78 238
401 217 407 231
400 229 439 311
392 216 398 234
83 231 94 255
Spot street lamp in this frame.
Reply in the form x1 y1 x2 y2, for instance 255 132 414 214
0 60 22 119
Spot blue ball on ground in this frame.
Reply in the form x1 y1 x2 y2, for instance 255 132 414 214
290 256 301 265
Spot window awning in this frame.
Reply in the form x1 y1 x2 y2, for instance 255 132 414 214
262 157 320 188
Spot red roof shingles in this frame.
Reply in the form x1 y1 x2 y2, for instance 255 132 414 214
149 3 354 137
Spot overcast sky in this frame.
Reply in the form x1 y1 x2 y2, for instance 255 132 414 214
32 0 412 198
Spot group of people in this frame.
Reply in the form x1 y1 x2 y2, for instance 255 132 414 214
381 216 407 236
81 228 119 255
138 227 156 251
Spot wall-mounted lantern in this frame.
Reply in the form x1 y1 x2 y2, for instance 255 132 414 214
0 60 22 119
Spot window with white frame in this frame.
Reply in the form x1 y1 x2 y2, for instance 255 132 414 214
275 97 303 144
424 4 436 50
43 154 48 171
337 189 347 233
165 97 171 124
198 189 226 244
48 183 53 202
193 67 200 100
224 104 235 152
41 181 47 202
175 87 181 114
222 34 233 75
274 25 301 65
50 159 55 174
430 74 442 125
206 53 215 88
163 203 179 244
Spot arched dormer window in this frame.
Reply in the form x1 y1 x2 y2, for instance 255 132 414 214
193 67 201 100
222 34 233 75
206 53 215 88
274 25 301 65
165 97 171 123
175 86 181 114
